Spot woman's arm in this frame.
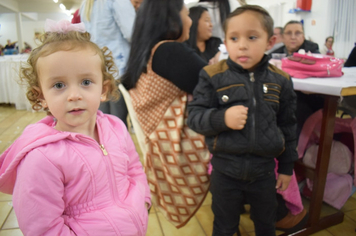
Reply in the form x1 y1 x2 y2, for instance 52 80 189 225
152 42 207 94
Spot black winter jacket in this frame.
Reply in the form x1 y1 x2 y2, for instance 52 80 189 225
268 39 320 56
187 56 298 177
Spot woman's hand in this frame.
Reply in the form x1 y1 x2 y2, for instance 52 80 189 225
209 51 221 65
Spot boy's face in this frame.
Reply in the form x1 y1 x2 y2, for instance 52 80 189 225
224 11 275 71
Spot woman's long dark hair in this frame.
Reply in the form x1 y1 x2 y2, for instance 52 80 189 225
186 6 208 53
199 0 230 28
121 0 184 89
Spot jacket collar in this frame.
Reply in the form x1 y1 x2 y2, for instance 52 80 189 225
226 54 271 76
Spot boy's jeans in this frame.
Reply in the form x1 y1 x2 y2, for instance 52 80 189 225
211 169 277 236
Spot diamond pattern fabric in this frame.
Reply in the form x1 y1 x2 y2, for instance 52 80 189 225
129 41 210 228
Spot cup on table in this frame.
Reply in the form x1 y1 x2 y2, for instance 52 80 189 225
271 53 287 60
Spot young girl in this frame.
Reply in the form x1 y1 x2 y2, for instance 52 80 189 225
0 19 150 236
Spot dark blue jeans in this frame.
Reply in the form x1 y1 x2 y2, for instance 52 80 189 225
211 169 277 236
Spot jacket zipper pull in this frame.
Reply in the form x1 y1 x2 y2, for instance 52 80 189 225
249 72 255 82
100 144 108 156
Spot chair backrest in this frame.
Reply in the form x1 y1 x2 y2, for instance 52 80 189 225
118 84 147 159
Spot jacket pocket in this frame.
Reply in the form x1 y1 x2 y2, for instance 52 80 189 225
216 84 248 107
263 83 281 112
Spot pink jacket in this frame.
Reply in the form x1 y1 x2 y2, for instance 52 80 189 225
0 111 150 236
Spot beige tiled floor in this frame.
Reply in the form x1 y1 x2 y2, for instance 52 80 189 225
1 104 356 236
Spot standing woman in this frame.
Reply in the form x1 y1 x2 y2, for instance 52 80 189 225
80 0 136 126
197 0 242 40
185 6 222 64
121 0 210 228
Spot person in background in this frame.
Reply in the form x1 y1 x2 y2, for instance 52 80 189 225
188 5 298 235
197 0 241 40
266 26 284 54
320 36 335 56
344 44 356 67
4 39 16 49
185 6 222 64
269 20 323 137
269 20 319 56
122 0 211 228
0 19 150 235
80 0 136 127
71 9 81 23
130 0 143 11
21 42 32 54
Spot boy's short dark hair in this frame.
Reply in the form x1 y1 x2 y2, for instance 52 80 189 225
223 5 274 39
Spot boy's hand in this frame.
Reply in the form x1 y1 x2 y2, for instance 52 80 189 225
225 105 248 130
276 174 292 191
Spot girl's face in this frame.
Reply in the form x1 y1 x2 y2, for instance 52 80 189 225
197 11 213 42
36 48 107 137
177 5 192 42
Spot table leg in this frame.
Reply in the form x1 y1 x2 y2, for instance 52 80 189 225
281 95 344 236
308 95 338 226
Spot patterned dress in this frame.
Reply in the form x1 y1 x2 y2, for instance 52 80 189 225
129 41 210 228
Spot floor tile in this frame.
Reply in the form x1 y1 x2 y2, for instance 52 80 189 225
0 229 23 236
202 191 212 206
157 212 206 236
146 211 163 236
0 193 12 202
2 209 18 229
341 194 356 212
325 214 356 236
0 202 12 228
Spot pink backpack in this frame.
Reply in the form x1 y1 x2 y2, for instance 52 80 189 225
281 53 344 79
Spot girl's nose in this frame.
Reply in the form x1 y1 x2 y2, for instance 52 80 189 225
67 87 83 101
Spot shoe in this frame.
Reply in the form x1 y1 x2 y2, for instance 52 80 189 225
275 208 308 234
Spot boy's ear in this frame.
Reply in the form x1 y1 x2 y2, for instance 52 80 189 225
266 35 277 51
101 80 110 101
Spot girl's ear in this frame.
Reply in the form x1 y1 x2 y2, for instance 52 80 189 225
33 86 48 108
101 80 110 102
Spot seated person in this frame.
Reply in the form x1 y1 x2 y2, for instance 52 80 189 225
320 36 335 56
269 20 319 56
185 6 222 64
344 44 356 67
4 39 16 49
266 26 284 54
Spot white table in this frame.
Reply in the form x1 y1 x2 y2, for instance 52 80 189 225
286 67 356 236
0 54 32 110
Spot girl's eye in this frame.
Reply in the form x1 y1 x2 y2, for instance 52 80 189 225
82 79 92 86
53 82 64 89
249 36 257 40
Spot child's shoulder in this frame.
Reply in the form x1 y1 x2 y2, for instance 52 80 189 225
203 60 229 78
267 63 290 81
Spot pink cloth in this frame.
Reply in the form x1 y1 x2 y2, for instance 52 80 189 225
298 109 356 185
0 111 150 236
275 160 304 215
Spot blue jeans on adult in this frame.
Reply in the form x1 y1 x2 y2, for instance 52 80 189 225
211 169 277 236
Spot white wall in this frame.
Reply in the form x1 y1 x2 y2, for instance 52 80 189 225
0 13 71 49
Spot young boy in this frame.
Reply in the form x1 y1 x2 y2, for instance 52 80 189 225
187 5 298 236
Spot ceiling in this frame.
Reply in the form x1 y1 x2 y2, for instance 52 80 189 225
0 0 82 14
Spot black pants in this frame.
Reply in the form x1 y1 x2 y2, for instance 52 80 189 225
211 170 277 236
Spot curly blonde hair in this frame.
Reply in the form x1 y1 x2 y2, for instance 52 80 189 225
21 30 119 112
